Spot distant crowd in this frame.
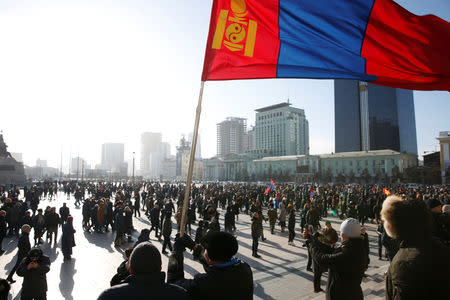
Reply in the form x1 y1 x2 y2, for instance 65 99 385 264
0 181 449 300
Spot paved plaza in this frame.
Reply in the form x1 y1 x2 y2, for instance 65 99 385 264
0 192 388 299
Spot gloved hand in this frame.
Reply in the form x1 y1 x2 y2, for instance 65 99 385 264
174 233 196 251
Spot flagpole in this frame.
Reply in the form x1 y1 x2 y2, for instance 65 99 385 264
180 81 205 237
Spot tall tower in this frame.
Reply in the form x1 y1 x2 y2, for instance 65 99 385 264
334 80 417 155
140 132 162 175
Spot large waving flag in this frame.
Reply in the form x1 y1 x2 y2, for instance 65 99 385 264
202 0 450 91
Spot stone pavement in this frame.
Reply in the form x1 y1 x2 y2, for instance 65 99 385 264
0 192 389 299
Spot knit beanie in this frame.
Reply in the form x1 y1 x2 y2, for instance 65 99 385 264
129 242 161 274
340 218 361 238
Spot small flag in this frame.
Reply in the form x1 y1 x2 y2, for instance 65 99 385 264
264 180 275 195
328 209 338 216
383 188 391 196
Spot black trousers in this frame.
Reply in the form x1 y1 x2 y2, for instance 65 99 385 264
313 268 324 291
162 236 172 252
8 255 25 279
288 229 295 242
307 247 312 269
133 207 140 217
252 236 259 254
149 224 159 237
0 235 4 251
21 293 47 300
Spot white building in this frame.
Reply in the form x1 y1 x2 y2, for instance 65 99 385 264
217 117 247 158
254 102 309 157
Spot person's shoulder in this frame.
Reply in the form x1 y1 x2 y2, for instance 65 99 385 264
97 283 132 300
164 283 190 297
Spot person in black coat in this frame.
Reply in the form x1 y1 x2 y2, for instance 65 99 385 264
149 204 161 240
17 247 51 300
168 231 254 300
98 242 188 300
59 203 70 224
7 225 32 283
0 210 7 254
312 218 366 300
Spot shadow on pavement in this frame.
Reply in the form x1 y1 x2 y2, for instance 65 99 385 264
59 258 76 300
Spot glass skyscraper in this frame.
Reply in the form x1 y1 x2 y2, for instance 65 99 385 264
335 80 417 156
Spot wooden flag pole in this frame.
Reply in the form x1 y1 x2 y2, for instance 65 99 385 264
180 81 205 237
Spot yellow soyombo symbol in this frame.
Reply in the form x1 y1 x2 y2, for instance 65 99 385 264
212 0 257 57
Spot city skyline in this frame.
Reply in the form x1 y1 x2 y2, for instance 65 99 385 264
0 0 448 169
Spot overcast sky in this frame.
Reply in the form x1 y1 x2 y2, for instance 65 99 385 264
0 0 449 170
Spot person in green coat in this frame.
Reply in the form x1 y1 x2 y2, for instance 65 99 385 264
251 212 263 258
267 207 277 234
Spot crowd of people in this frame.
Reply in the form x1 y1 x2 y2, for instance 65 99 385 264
0 181 449 299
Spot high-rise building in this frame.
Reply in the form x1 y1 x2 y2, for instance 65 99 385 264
36 159 47 168
101 143 124 171
244 127 254 152
254 102 309 157
160 142 171 160
140 132 162 174
217 117 247 158
335 80 417 155
70 157 87 175
188 133 202 159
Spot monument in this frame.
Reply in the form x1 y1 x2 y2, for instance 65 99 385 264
0 133 26 185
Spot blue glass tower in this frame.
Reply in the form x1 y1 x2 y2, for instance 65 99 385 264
334 80 417 156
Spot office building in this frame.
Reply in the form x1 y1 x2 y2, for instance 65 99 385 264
217 117 247 158
254 102 309 157
140 132 162 174
335 80 417 155
437 131 450 184
101 143 124 171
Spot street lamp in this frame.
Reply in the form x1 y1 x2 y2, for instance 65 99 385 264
132 152 135 183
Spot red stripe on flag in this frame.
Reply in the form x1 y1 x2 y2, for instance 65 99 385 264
362 0 450 91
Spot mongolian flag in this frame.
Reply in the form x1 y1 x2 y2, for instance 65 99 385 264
383 188 391 196
264 180 275 195
202 0 450 91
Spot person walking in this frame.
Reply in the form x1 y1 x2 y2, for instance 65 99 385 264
61 216 76 261
287 205 296 245
7 224 31 283
251 212 262 258
45 207 60 245
161 212 172 254
0 210 7 255
267 206 277 234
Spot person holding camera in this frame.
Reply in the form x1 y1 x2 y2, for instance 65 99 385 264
311 218 367 300
16 247 51 300
167 231 253 300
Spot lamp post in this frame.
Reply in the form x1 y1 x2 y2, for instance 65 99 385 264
132 152 135 183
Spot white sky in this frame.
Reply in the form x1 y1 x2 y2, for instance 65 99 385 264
0 0 449 170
